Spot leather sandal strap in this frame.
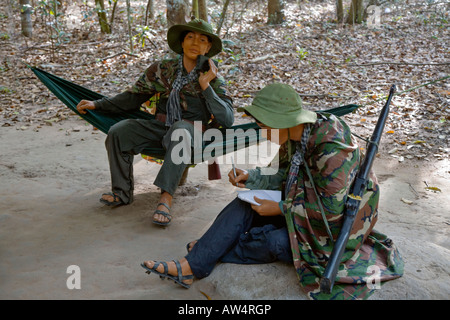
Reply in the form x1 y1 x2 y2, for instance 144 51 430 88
173 260 193 283
152 261 168 275
161 261 168 274
153 210 172 221
102 192 121 203
157 202 171 211
174 260 183 283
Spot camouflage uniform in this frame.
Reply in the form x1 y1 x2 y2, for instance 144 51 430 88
247 113 404 300
95 58 233 126
93 57 233 202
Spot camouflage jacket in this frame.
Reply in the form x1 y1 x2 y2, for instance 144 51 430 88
94 57 234 127
246 113 403 299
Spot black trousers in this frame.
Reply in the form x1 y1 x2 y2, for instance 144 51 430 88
185 197 293 279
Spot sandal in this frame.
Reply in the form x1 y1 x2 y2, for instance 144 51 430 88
141 260 193 289
186 240 198 253
99 192 124 207
152 202 172 226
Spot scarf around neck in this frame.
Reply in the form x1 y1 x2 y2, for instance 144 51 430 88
284 123 312 199
165 55 199 126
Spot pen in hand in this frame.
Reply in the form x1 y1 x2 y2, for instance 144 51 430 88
231 156 238 187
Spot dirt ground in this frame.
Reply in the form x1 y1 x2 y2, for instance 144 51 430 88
0 115 449 300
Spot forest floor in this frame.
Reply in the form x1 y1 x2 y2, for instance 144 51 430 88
0 0 448 301
1 1 448 160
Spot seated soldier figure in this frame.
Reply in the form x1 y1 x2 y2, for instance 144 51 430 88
76 19 233 226
140 83 404 299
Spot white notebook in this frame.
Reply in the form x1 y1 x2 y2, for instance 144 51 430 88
237 190 282 206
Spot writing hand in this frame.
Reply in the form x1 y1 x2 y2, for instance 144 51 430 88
228 168 248 188
251 197 282 216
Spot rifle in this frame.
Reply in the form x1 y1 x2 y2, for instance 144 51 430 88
320 85 396 294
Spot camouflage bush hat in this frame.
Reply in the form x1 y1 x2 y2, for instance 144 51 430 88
244 83 317 129
167 19 222 57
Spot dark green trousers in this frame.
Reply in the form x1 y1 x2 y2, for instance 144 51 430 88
105 119 199 204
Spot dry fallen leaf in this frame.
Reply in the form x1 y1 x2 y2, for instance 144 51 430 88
200 290 212 300
425 186 442 193
0 0 446 165
401 198 414 205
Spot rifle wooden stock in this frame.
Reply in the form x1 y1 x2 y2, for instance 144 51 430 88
320 85 396 294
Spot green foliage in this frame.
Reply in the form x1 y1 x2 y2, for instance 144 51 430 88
134 25 153 48
296 47 308 60
223 39 241 62
38 0 61 18
36 0 71 55
0 86 11 94
20 4 34 14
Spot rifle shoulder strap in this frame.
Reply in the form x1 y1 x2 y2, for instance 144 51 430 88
302 159 334 240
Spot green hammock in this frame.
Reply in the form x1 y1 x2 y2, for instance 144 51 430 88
29 65 360 165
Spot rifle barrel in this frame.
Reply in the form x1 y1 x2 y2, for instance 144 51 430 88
319 85 396 294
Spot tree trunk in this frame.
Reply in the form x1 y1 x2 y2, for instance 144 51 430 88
192 0 198 18
145 0 155 25
166 0 188 27
216 0 231 34
95 0 111 33
346 0 364 24
198 0 207 21
336 0 344 23
6 0 15 39
126 0 133 53
110 0 118 30
20 0 33 38
267 0 284 25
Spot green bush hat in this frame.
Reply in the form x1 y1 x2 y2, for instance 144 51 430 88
167 19 222 57
244 83 317 129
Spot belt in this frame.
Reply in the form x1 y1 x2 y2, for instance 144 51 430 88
155 113 206 132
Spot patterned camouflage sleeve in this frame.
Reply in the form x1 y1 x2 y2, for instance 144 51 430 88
128 61 162 95
283 114 404 300
245 166 286 190
93 62 161 113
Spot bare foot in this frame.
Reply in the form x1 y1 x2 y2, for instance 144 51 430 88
187 240 198 252
143 258 193 287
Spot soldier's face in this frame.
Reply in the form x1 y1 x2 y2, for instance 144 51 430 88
257 123 288 145
182 31 212 61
